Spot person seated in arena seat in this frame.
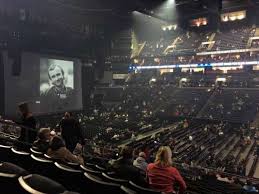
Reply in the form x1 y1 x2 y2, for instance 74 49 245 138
47 135 84 165
108 146 143 182
32 128 52 153
133 152 148 172
146 146 186 194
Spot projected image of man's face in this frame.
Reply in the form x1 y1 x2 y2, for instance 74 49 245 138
40 58 79 113
49 66 64 87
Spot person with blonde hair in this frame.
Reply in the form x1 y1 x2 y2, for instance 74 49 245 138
147 146 186 194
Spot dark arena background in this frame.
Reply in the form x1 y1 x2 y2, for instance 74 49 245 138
2 0 259 193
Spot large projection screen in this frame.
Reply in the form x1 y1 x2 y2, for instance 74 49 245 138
4 52 83 117
40 58 75 112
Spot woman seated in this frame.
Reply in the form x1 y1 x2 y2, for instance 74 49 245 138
47 135 84 165
146 146 186 194
32 128 51 153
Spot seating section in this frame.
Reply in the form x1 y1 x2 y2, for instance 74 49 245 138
212 27 255 51
136 25 256 58
174 32 212 54
158 88 213 117
94 87 124 103
0 135 257 194
199 89 259 123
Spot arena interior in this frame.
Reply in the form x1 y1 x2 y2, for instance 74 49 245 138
2 0 259 193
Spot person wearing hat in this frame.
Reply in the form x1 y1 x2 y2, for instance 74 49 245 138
133 152 148 171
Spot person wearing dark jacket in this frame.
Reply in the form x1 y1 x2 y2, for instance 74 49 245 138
17 102 37 144
59 112 84 153
109 146 142 181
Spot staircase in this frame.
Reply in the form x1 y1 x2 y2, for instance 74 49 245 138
163 37 178 55
251 112 259 128
207 33 216 51
196 89 217 118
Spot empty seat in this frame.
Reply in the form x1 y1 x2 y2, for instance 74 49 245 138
95 164 106 171
0 144 12 162
83 172 122 194
102 172 128 184
51 162 83 193
121 185 137 194
80 164 102 174
18 174 66 194
30 154 54 175
10 147 31 170
128 181 161 194
0 162 29 194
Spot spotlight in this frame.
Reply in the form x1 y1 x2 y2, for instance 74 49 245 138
168 0 175 4
162 26 167 31
168 25 173 30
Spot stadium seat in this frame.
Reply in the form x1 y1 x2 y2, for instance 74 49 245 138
42 153 81 169
10 147 31 170
0 144 12 162
80 164 102 174
51 162 83 193
120 185 137 194
128 181 161 194
83 172 122 194
102 172 128 183
0 162 29 194
30 147 44 156
95 164 107 171
44 153 52 159
30 154 54 175
18 174 66 194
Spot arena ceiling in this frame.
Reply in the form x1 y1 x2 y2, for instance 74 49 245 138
53 0 255 19
57 0 252 11
48 0 257 24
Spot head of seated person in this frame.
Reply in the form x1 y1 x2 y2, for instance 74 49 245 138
147 146 186 194
47 135 83 164
109 146 141 181
32 128 51 153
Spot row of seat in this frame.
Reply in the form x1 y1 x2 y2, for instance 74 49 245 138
0 144 161 194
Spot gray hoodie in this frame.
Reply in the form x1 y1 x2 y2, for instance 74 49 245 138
133 156 148 171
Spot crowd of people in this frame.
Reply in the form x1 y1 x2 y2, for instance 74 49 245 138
1 87 259 193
